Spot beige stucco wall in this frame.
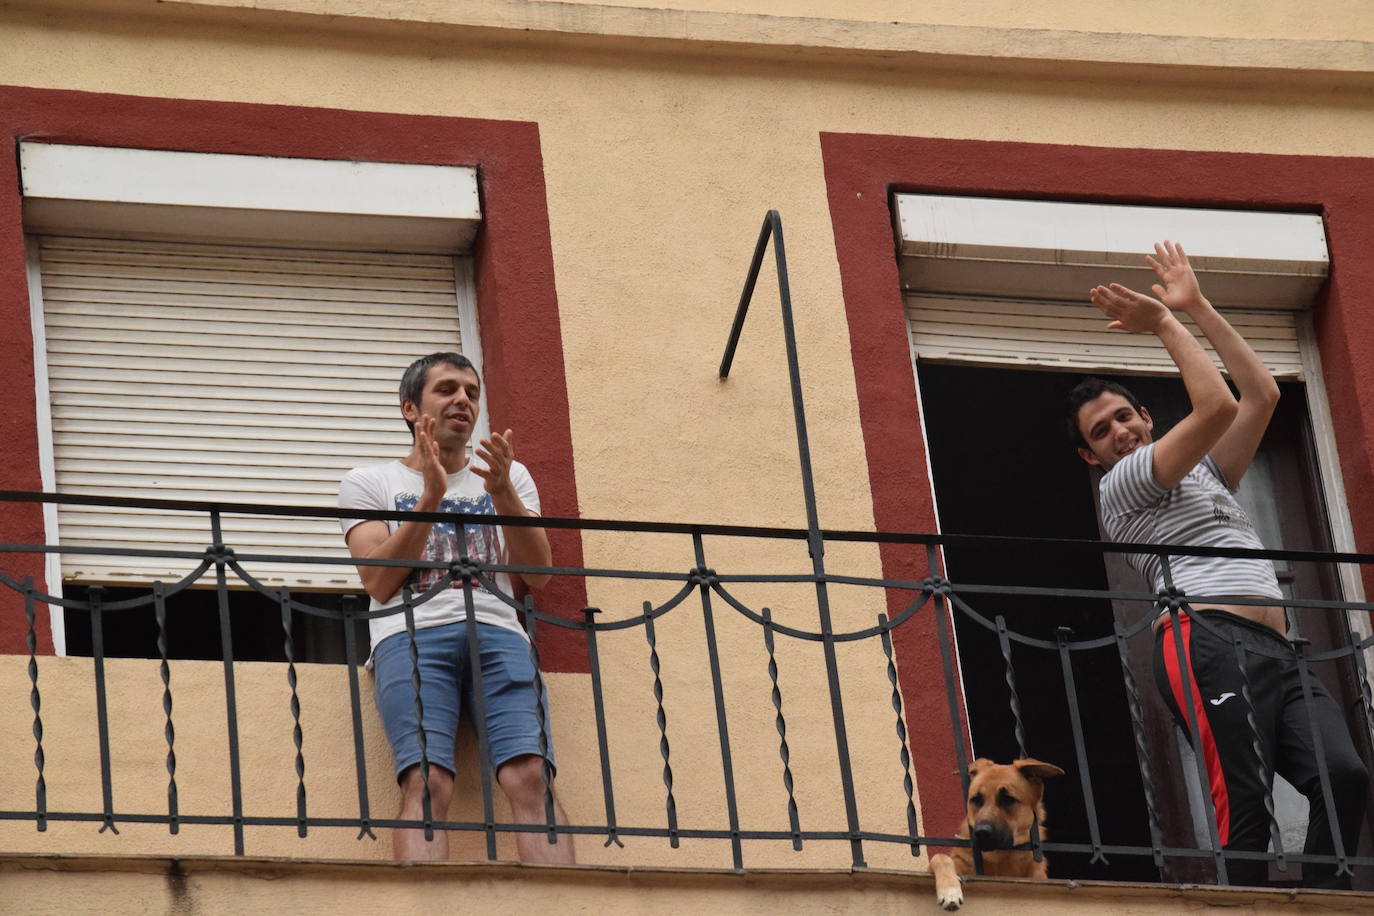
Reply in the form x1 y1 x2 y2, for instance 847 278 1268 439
0 646 921 870
3 0 1374 886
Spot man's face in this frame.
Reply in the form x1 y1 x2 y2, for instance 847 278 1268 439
402 363 481 449
1075 392 1153 471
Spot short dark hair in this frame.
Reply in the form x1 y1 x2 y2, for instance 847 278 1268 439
398 352 478 434
1065 377 1144 450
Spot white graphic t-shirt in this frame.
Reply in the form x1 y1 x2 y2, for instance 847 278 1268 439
338 459 540 652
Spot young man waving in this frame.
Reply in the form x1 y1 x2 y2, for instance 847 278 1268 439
1068 242 1366 888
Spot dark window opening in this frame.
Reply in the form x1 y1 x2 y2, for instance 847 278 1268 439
917 361 1374 887
62 585 370 666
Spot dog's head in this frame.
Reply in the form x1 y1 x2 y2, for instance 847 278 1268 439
963 757 1064 851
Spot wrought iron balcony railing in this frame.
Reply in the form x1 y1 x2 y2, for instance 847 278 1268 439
0 488 1371 890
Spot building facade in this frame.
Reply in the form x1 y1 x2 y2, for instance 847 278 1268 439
2 1 1373 911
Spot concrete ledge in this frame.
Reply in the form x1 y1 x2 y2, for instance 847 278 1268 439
159 0 1374 75
3 852 1373 915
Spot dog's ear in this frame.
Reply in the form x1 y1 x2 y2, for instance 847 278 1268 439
1015 758 1065 782
967 757 997 778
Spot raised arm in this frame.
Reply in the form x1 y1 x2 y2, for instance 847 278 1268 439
1089 250 1238 490
473 428 552 589
1145 241 1279 486
344 416 448 604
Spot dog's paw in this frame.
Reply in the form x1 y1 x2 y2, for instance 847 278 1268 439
935 880 964 911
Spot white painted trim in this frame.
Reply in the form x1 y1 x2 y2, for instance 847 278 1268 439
20 143 480 222
896 193 1329 264
1297 316 1374 680
19 143 482 252
453 257 491 448
895 194 1328 311
1299 315 1363 596
25 238 65 656
907 318 973 754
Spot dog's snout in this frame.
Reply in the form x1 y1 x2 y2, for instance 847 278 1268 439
972 822 999 849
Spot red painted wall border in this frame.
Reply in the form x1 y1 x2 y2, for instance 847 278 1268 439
819 132 1374 833
0 85 588 670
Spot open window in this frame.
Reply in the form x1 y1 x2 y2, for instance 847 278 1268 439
22 142 485 662
896 193 1374 884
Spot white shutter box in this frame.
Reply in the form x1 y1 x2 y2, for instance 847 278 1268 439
39 236 467 589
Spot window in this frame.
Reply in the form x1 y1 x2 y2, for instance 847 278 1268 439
21 142 484 660
896 193 1371 883
819 132 1374 885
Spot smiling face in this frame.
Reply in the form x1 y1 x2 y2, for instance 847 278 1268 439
1074 391 1154 471
402 362 482 451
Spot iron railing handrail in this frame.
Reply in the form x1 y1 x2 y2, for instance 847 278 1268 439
8 488 1374 566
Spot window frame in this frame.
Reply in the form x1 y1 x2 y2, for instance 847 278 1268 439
0 86 588 671
24 233 486 653
819 131 1374 837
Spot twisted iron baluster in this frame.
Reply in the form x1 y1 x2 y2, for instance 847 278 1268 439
927 545 979 873
690 537 744 869
1055 627 1104 865
279 589 307 838
1349 626 1374 755
995 615 1028 760
1232 635 1284 872
1292 637 1350 879
208 513 245 855
999 614 1043 862
24 578 47 832
153 582 179 835
1113 620 1161 868
582 605 625 849
762 607 802 851
878 612 918 856
88 586 119 836
643 601 680 848
339 595 375 841
522 594 558 846
401 585 433 842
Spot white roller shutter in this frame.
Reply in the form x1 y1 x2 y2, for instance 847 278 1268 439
37 235 470 589
895 195 1321 380
906 293 1304 379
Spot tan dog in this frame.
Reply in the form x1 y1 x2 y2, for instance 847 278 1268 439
929 757 1064 911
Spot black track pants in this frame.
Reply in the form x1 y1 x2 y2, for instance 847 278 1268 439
1154 608 1369 889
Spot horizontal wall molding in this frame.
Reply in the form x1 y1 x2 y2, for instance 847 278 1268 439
167 0 1374 77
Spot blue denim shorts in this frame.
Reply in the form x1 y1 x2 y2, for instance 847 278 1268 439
372 621 555 779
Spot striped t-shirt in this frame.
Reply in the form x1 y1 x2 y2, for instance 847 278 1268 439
1098 443 1282 602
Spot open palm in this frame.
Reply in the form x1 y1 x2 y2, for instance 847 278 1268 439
1145 240 1204 312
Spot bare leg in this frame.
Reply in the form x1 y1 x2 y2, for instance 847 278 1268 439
392 764 455 861
497 753 575 864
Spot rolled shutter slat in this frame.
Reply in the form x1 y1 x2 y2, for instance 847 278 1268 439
40 236 467 589
907 294 1303 379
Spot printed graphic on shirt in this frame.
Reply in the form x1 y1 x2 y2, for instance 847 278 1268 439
393 491 503 594
1210 492 1256 534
